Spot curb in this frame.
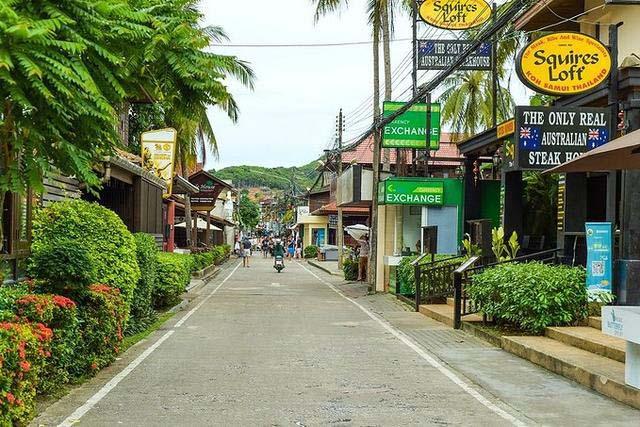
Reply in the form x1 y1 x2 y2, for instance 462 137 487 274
308 259 343 277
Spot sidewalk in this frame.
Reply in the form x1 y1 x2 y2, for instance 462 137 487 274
307 259 343 277
318 274 640 424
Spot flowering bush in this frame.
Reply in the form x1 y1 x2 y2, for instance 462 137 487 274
15 294 80 394
154 253 191 308
0 321 52 426
76 285 127 375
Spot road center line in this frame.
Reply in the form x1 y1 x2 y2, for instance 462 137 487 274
296 261 527 427
58 260 242 426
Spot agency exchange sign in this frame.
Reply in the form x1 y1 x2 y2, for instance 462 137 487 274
515 106 611 170
382 101 441 150
378 178 444 206
418 40 492 70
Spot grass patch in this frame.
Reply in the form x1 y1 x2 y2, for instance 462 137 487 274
121 311 175 353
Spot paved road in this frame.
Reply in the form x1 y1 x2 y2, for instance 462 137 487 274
34 257 640 426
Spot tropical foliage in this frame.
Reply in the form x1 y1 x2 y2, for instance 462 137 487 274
239 191 261 230
213 163 318 192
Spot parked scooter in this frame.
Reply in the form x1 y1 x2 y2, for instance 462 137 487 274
274 255 285 273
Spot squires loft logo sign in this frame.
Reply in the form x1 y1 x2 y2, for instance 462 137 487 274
419 0 491 30
517 32 612 96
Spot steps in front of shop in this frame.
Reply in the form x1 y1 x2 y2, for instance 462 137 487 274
418 298 482 328
502 322 639 409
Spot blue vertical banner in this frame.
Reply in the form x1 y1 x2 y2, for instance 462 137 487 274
585 222 613 294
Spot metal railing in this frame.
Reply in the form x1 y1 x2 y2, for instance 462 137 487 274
412 254 466 312
452 248 561 329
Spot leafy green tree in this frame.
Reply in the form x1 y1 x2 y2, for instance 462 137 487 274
0 0 154 248
239 191 261 230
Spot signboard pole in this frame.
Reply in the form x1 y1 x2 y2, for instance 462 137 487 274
425 92 431 177
411 0 418 176
491 2 497 128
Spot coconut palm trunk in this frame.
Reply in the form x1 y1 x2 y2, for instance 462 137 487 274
369 19 381 291
381 1 392 172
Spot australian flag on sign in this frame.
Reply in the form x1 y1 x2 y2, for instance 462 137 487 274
519 126 541 150
587 128 609 149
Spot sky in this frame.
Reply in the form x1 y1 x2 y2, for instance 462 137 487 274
201 0 531 170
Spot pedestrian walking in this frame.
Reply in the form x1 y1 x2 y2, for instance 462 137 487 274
242 238 252 267
287 238 295 261
295 238 302 259
356 235 369 282
262 237 269 258
234 239 241 257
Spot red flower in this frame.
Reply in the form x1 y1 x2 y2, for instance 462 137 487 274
6 393 15 405
19 361 30 372
91 361 98 370
52 295 76 309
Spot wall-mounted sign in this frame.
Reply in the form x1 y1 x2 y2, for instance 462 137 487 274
189 170 226 211
419 0 492 30
516 32 612 96
418 40 492 70
497 119 515 139
141 128 177 197
585 222 613 295
382 101 441 150
515 106 611 170
378 178 444 206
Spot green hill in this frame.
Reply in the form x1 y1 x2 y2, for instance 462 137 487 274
211 161 319 192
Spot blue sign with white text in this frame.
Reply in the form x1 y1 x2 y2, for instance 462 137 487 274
585 222 613 294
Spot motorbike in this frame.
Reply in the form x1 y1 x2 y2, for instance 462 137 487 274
274 255 285 273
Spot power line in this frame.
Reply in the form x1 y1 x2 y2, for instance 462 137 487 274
211 38 412 48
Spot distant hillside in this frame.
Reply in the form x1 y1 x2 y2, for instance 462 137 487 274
212 161 319 192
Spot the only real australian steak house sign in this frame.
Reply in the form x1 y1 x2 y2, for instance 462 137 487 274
515 106 611 170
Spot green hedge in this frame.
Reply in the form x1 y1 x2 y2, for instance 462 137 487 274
343 258 358 281
155 253 192 308
128 234 159 335
303 245 318 259
30 200 140 311
467 262 588 334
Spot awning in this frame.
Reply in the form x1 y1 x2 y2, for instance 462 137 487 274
175 218 222 231
311 201 370 216
546 129 640 174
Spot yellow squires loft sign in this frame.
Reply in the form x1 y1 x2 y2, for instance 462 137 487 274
419 0 491 30
516 32 612 96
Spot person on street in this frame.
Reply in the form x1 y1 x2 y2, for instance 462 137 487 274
262 237 269 258
273 238 285 259
356 234 369 282
234 239 241 258
295 238 302 259
287 238 295 261
242 238 252 267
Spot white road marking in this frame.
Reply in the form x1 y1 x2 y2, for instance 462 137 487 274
58 330 175 427
174 261 242 328
296 261 528 427
58 261 242 426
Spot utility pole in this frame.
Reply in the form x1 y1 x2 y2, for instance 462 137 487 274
369 22 381 293
337 108 345 267
411 0 418 176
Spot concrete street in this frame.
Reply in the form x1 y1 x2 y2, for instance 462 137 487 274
34 257 640 426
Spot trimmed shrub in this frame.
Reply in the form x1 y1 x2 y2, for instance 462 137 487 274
15 294 79 394
397 256 418 295
303 245 318 259
76 285 127 375
127 234 159 335
154 253 191 309
191 251 214 272
30 200 140 309
0 321 52 426
342 258 358 281
0 284 29 321
467 262 588 334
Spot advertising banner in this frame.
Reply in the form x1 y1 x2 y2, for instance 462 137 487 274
515 106 611 170
417 40 492 70
516 32 612 96
419 0 492 30
382 101 441 149
585 222 613 295
379 178 444 206
141 128 177 197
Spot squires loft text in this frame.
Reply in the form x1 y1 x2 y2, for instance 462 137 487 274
517 32 612 96
419 0 491 30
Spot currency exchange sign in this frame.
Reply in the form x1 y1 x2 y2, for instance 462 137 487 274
382 101 441 150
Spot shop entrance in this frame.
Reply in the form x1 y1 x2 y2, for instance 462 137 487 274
423 206 458 254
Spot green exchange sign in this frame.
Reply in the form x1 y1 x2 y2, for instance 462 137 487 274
378 178 444 206
382 101 441 150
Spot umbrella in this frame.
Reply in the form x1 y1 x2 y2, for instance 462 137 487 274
345 224 369 241
546 128 640 174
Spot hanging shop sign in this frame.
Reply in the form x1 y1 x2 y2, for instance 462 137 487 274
417 40 492 70
585 222 613 295
377 178 444 206
419 0 492 30
516 32 612 96
497 119 515 139
382 101 441 150
515 106 611 170
189 171 225 211
141 128 177 197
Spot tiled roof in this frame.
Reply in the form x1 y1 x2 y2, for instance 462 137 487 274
341 133 463 167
